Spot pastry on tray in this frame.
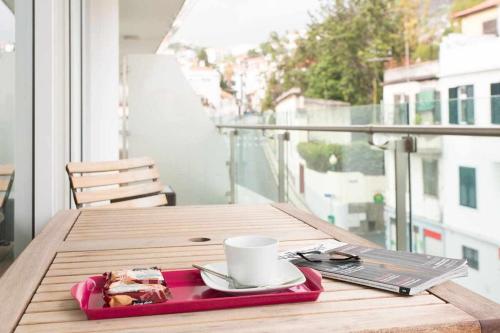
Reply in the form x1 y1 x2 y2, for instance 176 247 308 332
103 267 172 307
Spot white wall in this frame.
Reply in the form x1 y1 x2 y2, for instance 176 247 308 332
275 94 308 197
445 230 500 303
83 0 119 162
439 70 500 125
439 35 500 245
441 136 500 242
460 7 499 36
382 79 439 125
305 99 351 144
304 168 385 229
408 154 442 223
440 34 500 81
127 54 229 205
33 0 69 235
183 67 221 108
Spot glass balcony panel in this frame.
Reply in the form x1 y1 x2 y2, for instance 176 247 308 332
285 131 399 248
234 129 279 203
0 1 33 270
491 95 500 124
0 1 15 270
411 134 500 304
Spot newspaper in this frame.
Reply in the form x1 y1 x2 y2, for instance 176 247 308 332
280 240 468 295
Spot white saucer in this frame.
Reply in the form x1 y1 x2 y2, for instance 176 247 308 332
200 260 306 294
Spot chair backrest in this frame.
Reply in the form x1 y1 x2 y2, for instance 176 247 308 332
0 165 14 210
66 157 168 209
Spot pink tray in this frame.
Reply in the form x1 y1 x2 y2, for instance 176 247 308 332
71 267 323 320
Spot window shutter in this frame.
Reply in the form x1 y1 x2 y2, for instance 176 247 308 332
491 83 500 124
449 88 458 124
449 87 458 99
465 98 475 124
459 168 467 206
483 19 498 36
469 169 477 208
459 167 477 208
434 91 441 123
465 85 475 124
491 83 500 95
465 85 474 98
449 100 458 124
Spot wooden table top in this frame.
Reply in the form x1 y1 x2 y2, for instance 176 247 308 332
1 203 499 333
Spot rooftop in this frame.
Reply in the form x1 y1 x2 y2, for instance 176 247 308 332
452 0 500 19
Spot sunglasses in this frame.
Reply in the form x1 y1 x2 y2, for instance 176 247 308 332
295 250 361 263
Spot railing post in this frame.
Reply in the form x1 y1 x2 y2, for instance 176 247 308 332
277 132 289 202
394 136 416 251
228 130 237 204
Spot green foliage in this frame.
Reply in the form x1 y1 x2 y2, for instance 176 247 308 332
266 112 276 125
306 0 404 104
260 32 288 61
452 0 483 12
297 141 343 173
219 76 232 94
247 48 260 57
414 43 440 61
196 48 210 66
415 113 423 125
261 0 405 108
261 73 281 111
297 141 384 175
260 0 460 109
342 142 384 175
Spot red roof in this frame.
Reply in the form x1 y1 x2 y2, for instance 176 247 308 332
453 0 500 19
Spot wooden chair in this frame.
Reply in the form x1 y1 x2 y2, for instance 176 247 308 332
66 157 175 210
0 165 14 224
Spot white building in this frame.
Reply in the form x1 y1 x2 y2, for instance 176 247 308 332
232 55 269 113
383 0 500 302
182 65 222 111
275 89 386 241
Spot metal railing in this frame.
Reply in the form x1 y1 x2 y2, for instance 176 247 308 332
217 124 500 137
217 123 500 251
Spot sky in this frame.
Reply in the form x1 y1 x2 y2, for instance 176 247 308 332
170 0 321 48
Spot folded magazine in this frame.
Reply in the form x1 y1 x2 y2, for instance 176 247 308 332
280 240 468 295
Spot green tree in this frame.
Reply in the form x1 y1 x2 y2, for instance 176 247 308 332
451 0 483 12
196 48 210 66
247 48 260 57
262 0 405 107
261 73 281 111
397 0 443 62
297 141 384 175
260 32 288 62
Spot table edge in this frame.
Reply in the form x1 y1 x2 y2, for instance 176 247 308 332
0 209 80 333
271 203 500 333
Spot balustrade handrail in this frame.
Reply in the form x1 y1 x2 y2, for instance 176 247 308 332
216 124 500 137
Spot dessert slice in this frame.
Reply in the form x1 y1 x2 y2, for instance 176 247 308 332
103 267 172 307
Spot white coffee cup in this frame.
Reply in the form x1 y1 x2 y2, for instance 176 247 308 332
224 235 279 286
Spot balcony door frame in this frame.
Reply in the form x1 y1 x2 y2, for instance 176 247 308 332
13 0 34 255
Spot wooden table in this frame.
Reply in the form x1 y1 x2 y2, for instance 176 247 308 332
1 204 499 333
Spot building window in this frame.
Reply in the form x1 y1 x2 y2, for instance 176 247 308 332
416 90 441 124
459 167 476 208
394 94 409 125
462 246 479 270
491 83 500 124
483 19 498 36
449 85 474 125
422 159 438 197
